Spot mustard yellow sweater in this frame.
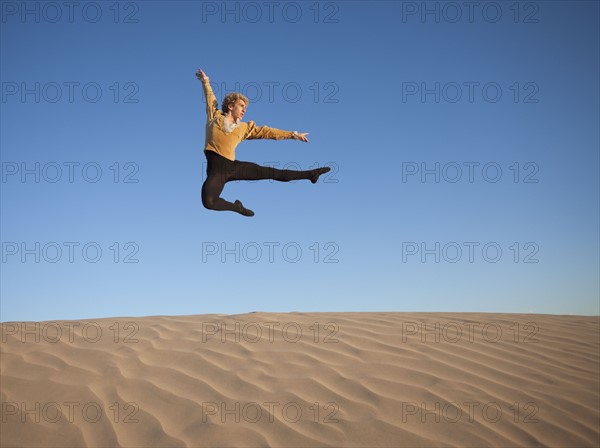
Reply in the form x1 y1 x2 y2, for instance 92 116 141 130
201 77 296 161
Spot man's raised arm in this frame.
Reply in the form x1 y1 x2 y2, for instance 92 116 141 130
196 68 218 120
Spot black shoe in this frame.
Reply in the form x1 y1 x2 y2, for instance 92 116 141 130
234 200 255 217
310 167 331 184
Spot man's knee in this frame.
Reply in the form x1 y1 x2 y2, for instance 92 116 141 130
202 193 217 210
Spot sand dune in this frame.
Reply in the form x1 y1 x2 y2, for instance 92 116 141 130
1 312 598 447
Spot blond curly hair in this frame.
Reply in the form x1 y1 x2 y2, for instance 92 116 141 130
221 92 249 114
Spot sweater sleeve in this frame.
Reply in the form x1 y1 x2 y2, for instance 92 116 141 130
202 77 219 120
244 120 294 141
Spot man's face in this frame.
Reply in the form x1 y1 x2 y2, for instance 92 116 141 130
229 99 247 122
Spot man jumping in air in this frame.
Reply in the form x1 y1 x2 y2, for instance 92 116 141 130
197 68 330 217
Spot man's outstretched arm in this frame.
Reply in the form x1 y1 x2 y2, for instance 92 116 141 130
196 68 218 120
244 120 310 142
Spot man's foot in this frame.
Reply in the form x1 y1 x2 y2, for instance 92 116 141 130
234 200 255 217
310 166 331 184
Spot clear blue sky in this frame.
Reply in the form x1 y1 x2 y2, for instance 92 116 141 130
1 1 598 321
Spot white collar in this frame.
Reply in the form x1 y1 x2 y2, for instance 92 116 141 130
223 115 241 133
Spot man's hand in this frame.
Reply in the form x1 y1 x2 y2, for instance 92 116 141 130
293 132 309 143
196 68 207 81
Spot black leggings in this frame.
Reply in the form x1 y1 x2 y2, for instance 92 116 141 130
201 150 315 212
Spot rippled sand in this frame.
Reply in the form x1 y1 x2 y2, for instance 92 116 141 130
1 312 598 447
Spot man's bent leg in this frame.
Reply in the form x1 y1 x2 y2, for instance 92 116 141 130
202 176 254 217
202 153 255 217
201 174 237 212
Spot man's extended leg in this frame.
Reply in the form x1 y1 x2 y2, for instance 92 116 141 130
233 160 330 183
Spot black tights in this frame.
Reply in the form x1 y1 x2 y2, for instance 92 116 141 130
201 150 317 214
